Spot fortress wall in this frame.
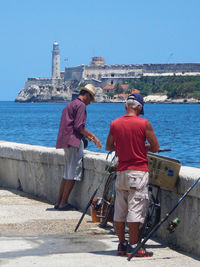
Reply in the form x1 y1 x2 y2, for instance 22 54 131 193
144 72 200 76
65 63 200 84
84 63 200 73
83 66 143 81
0 141 199 256
64 66 84 81
143 63 200 73
25 78 64 89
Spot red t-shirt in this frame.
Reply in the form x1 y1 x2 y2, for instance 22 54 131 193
110 115 148 171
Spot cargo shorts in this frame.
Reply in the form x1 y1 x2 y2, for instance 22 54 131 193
114 170 149 223
63 140 84 181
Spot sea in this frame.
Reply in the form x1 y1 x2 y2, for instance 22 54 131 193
0 101 200 168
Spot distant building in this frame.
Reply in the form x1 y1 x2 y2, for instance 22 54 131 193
120 84 129 91
90 57 105 66
15 42 200 102
52 41 61 78
103 85 115 93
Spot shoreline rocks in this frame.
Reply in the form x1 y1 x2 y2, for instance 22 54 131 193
143 94 200 104
15 90 200 104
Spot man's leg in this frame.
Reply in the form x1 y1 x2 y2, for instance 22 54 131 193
115 221 126 243
59 180 75 208
115 221 139 245
55 145 78 208
115 221 128 256
114 172 129 255
126 220 153 257
127 222 139 245
55 178 66 207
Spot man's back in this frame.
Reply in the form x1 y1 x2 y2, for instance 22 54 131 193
56 97 86 149
110 115 148 171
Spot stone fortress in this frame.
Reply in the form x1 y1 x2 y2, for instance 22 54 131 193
15 42 200 102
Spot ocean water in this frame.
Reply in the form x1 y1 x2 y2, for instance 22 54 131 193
0 101 200 168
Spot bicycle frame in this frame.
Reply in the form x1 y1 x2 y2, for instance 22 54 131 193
138 184 161 242
98 171 116 228
74 152 116 232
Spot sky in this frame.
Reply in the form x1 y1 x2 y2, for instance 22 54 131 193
1 0 200 100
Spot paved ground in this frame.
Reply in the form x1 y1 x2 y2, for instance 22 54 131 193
0 188 199 267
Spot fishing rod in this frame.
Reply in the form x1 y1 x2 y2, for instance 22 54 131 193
158 149 171 152
127 176 200 261
74 152 116 232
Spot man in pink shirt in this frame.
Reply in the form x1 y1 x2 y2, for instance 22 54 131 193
106 93 159 257
55 84 102 210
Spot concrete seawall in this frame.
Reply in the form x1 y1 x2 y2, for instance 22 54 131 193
0 141 199 257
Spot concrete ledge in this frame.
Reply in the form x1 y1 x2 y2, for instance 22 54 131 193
0 141 110 210
0 141 199 257
157 166 200 256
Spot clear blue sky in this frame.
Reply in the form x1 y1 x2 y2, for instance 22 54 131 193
1 0 200 100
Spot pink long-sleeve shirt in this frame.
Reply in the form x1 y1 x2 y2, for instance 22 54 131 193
56 97 86 149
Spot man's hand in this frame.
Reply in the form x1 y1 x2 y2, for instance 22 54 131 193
92 136 102 148
80 128 102 148
145 143 151 152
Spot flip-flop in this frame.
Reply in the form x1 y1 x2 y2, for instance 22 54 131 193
54 204 59 210
58 204 75 211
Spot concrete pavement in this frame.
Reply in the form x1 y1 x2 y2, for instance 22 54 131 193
0 188 199 267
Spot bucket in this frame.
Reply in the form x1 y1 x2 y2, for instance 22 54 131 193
90 198 101 222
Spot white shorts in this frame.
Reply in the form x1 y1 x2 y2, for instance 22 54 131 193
63 140 84 181
114 170 149 223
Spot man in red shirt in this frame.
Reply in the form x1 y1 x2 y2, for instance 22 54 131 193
55 84 102 210
106 93 159 257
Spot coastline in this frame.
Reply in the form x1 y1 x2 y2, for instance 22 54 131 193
14 94 200 104
102 94 200 104
4 99 200 104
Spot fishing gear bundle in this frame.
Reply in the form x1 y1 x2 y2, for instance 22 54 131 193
127 176 200 261
74 152 116 232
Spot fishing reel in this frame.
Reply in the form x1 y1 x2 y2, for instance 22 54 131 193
93 198 103 211
167 217 180 233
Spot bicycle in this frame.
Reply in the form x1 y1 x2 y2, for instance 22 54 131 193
97 150 181 241
98 168 116 229
97 169 161 237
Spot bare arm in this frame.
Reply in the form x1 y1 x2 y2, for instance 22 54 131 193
145 121 160 153
80 128 102 148
106 131 116 151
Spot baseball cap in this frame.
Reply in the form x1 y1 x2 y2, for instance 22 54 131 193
126 93 144 115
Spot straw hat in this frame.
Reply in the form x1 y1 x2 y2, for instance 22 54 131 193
80 84 96 102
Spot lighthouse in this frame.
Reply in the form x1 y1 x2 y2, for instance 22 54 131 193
52 42 61 78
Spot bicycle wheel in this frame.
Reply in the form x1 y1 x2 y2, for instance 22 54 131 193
138 185 161 241
99 171 116 228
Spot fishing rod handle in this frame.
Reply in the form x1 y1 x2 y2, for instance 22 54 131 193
158 149 171 152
